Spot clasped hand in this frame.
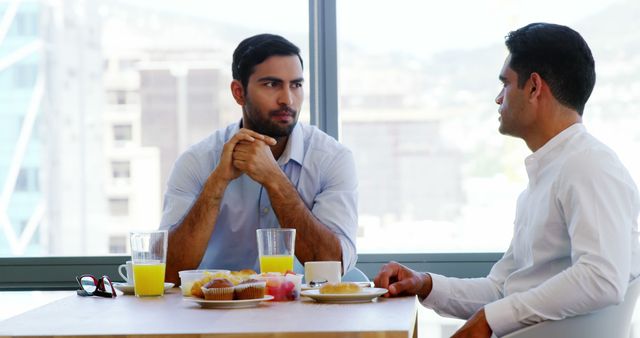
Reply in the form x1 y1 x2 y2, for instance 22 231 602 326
216 128 280 184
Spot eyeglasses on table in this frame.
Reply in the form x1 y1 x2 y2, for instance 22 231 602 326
75 274 117 298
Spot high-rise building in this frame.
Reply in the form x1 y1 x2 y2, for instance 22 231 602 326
0 0 107 256
0 0 43 256
138 50 228 194
41 0 107 255
103 51 161 253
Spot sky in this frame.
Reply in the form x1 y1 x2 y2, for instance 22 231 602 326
129 0 623 57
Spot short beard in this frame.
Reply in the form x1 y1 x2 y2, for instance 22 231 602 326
251 117 296 137
243 104 297 138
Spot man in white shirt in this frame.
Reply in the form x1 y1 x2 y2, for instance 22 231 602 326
374 23 640 338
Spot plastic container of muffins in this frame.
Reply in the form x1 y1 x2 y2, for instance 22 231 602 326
178 269 230 296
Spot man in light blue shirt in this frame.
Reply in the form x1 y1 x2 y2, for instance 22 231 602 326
160 34 358 284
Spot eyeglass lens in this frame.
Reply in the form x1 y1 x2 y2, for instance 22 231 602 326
80 276 97 293
100 276 114 294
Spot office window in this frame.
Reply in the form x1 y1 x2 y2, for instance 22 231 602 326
106 90 134 106
112 124 132 142
14 168 39 192
108 234 127 253
0 0 308 257
15 11 39 36
109 198 129 217
116 90 126 105
13 63 38 88
15 169 30 192
338 0 640 253
111 161 130 179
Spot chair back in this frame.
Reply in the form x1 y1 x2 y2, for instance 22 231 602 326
342 267 370 282
502 278 640 338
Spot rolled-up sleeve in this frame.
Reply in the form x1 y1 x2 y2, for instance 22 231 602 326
159 152 203 231
310 148 359 273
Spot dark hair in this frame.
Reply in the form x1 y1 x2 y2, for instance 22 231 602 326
232 34 303 90
505 23 595 115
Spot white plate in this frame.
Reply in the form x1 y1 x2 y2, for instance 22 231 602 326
184 295 274 309
113 282 175 295
301 281 373 291
301 287 388 303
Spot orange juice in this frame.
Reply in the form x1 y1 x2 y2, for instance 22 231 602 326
133 262 166 297
260 255 294 274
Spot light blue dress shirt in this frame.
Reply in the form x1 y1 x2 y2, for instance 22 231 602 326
160 122 358 273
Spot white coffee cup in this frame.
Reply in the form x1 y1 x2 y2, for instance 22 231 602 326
118 260 134 285
304 261 341 284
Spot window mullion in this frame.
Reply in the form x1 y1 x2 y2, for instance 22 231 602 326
308 0 340 140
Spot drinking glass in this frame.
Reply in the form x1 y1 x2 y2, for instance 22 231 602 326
130 230 168 297
256 228 295 274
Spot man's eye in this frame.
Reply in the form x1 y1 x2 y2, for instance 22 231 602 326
265 82 276 88
292 82 303 88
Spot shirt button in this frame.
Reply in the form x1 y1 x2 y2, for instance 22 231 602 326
262 207 269 215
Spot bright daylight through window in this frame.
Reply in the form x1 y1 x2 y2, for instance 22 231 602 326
337 0 640 253
0 0 308 256
0 0 638 258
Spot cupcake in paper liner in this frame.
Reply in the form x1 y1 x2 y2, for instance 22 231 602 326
234 279 266 300
201 278 234 300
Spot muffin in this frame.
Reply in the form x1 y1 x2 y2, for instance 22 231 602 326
229 269 257 285
190 271 232 297
231 269 257 278
319 282 362 294
234 279 266 300
201 278 234 300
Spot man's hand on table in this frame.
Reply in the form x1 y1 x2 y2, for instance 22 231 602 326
373 261 432 298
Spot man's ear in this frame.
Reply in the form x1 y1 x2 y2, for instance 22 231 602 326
528 72 543 100
230 80 245 105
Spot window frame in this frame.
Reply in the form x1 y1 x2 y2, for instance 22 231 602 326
0 253 502 290
0 0 499 289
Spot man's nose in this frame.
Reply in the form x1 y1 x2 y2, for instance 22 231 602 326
278 87 293 106
495 92 503 105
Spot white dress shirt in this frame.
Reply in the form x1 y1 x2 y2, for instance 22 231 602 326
422 123 640 337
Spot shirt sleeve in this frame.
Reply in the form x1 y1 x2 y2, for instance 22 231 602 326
159 151 206 230
310 147 359 273
422 247 513 320
484 150 639 337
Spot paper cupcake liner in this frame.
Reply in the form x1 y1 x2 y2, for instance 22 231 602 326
234 281 266 300
201 286 234 300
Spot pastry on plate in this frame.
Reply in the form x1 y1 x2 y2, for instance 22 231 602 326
319 282 362 294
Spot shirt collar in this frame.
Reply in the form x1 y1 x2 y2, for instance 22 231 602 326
524 123 586 183
277 123 304 166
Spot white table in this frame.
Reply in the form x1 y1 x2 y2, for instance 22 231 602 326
0 288 418 338
0 291 72 321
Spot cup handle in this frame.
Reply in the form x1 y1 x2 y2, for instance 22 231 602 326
118 264 127 281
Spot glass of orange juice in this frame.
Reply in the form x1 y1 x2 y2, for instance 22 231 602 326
130 230 167 297
257 228 295 274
